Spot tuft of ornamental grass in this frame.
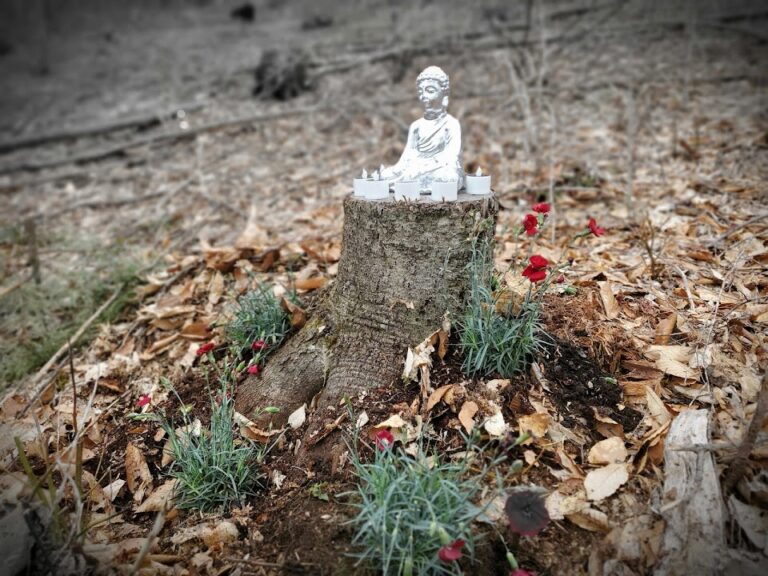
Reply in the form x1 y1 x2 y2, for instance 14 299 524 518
345 429 520 576
169 391 260 511
459 240 547 378
132 371 263 513
224 284 298 358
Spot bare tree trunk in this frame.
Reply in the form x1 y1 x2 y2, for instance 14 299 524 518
235 194 497 452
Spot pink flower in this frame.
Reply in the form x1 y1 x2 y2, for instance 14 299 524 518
532 202 550 214
251 339 267 351
374 429 394 450
588 217 605 237
247 364 261 375
438 539 465 562
510 570 537 576
522 214 538 236
196 342 215 357
137 394 151 407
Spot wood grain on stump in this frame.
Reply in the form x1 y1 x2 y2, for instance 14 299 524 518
235 193 497 445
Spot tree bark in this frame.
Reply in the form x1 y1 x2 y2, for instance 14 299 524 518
235 193 497 443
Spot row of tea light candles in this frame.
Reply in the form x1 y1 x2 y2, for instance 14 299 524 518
353 167 491 200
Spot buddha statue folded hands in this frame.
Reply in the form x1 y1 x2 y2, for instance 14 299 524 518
380 66 464 191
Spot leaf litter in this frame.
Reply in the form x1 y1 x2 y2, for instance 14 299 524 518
0 4 766 575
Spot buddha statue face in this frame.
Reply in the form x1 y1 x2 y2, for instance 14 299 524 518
418 79 447 118
416 66 450 120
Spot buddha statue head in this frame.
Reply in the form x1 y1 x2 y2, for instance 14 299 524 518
416 66 450 120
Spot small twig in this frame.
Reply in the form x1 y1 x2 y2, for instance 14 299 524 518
723 371 768 492
707 212 768 247
225 557 318 569
131 509 166 574
673 265 696 311
0 271 32 298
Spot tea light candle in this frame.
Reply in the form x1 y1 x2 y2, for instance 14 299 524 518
393 181 420 201
466 167 491 195
366 172 390 199
431 180 458 202
353 169 369 197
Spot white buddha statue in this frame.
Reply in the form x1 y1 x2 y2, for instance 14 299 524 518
380 66 464 191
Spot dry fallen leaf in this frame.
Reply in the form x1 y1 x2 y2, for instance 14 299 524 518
645 386 672 426
587 437 628 465
180 322 211 341
728 495 768 555
425 384 453 412
281 296 307 329
567 507 612 532
103 479 126 502
170 521 239 547
584 463 629 501
654 313 677 345
294 276 328 291
234 411 282 443
288 404 307 429
374 414 407 429
517 412 551 440
484 410 507 437
458 401 478 434
598 281 620 320
135 479 178 513
645 345 700 380
208 272 225 305
125 443 152 504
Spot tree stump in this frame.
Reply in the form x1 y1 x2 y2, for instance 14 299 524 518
235 193 497 453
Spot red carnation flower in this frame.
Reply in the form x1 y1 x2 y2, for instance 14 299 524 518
137 394 151 408
251 339 267 351
247 364 261 375
532 202 550 214
522 255 549 283
588 217 605 237
522 214 538 236
556 274 565 284
374 429 394 450
522 267 547 282
196 342 215 357
438 539 465 562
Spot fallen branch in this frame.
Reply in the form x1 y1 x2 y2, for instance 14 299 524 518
0 105 325 175
0 102 204 155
